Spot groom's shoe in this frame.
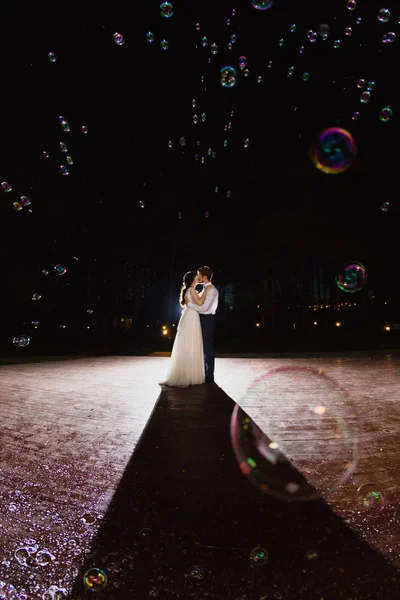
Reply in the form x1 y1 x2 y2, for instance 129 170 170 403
205 377 215 384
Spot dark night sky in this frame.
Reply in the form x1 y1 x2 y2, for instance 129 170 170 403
1 0 399 338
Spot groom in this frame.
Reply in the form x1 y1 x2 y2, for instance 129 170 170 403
187 266 219 383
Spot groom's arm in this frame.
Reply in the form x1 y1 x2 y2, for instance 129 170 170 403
188 287 217 313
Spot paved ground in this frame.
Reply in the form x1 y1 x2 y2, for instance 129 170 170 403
1 353 399 599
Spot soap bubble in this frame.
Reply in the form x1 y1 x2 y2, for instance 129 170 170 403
32 293 41 300
238 56 248 70
381 201 390 211
210 42 218 55
335 262 367 293
1 181 12 192
231 366 359 501
20 196 31 206
59 141 68 152
382 32 396 43
220 66 237 88
161 39 169 50
0 583 19 599
160 2 174 18
83 568 108 592
59 119 70 132
377 8 391 23
13 335 30 348
360 91 371 103
357 483 385 512
302 72 310 81
43 151 49 158
113 32 125 46
48 52 57 62
59 165 69 175
347 0 356 9
307 30 318 43
310 127 356 174
54 264 67 275
356 78 365 88
318 24 329 39
345 26 352 35
379 106 393 122
146 31 155 42
333 39 341 48
249 547 268 567
251 0 273 10
81 125 88 133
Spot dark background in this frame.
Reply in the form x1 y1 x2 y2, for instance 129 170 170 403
1 0 399 356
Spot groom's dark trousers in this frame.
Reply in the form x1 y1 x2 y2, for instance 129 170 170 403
200 314 215 381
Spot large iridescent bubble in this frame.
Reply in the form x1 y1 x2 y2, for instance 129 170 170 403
310 127 356 174
230 367 359 501
335 262 367 293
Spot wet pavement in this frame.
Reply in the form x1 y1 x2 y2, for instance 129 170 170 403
1 353 399 599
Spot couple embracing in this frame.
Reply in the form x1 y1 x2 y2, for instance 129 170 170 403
159 266 219 388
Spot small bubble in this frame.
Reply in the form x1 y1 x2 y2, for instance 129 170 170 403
48 52 57 62
360 91 371 103
379 106 393 122
113 32 125 45
377 8 391 23
160 2 174 18
1 181 12 192
249 546 268 567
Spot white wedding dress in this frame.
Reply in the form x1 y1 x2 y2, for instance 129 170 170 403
159 288 205 387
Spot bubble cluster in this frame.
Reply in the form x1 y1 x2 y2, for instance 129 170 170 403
335 262 367 293
310 127 356 174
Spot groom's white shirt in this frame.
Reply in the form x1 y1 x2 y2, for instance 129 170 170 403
188 282 219 315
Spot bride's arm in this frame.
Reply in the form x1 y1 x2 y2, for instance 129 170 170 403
189 287 209 306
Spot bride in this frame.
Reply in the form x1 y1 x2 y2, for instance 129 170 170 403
159 270 209 387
